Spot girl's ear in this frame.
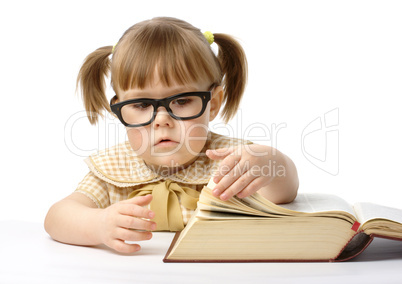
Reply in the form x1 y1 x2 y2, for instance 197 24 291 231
209 86 224 122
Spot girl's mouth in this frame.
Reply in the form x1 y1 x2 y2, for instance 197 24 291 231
155 138 178 147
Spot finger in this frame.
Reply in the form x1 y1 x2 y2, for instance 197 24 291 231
215 168 256 201
212 153 241 184
114 227 153 243
124 194 153 206
212 162 242 197
118 202 155 220
206 147 235 160
108 239 141 254
236 177 264 199
117 215 157 231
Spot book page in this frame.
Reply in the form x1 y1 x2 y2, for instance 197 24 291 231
198 188 278 217
200 183 357 224
354 202 402 224
196 209 271 220
207 178 355 215
279 193 355 215
197 202 266 216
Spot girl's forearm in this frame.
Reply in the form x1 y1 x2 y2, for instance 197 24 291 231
44 194 103 246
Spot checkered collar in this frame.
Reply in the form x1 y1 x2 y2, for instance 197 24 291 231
84 132 224 187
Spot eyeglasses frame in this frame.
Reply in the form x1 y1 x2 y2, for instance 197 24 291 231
110 91 212 127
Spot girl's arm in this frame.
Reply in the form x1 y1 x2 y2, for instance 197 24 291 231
44 193 156 253
206 144 299 204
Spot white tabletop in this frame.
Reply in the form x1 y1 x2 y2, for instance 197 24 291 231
1 221 402 284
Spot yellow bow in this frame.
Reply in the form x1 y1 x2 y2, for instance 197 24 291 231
128 180 200 231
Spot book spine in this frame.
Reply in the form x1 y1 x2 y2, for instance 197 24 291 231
333 231 373 262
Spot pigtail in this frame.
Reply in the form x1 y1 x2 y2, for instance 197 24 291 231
213 34 248 123
76 46 113 125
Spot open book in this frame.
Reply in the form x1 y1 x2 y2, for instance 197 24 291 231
164 179 402 262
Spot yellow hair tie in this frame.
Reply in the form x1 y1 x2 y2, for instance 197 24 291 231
203 31 214 45
112 43 117 54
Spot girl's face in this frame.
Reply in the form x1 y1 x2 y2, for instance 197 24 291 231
118 79 222 171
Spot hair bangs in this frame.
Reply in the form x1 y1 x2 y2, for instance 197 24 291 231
111 18 221 93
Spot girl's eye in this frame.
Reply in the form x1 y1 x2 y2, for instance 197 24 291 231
131 102 151 110
172 98 191 106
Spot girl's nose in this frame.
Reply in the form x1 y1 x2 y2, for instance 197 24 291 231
153 107 174 128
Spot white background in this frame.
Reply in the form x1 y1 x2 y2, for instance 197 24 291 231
1 0 401 223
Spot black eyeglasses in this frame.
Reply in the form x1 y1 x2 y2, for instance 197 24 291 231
110 90 212 127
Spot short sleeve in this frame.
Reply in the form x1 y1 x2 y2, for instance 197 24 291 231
75 172 111 208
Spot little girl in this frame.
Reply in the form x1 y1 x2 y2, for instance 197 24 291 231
45 17 299 254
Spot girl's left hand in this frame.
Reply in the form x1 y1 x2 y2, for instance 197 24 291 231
206 144 276 201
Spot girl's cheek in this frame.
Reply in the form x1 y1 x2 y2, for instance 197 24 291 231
126 127 150 154
187 122 208 139
184 119 209 153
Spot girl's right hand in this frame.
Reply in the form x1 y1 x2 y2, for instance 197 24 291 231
97 194 156 253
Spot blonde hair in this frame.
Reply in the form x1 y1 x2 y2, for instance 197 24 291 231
77 17 247 124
